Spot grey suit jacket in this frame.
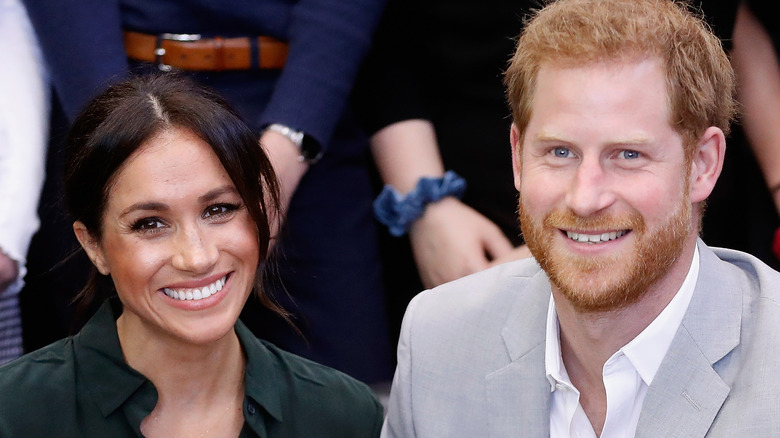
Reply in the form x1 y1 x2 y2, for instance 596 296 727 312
382 240 780 437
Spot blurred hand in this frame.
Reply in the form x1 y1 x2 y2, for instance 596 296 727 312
259 131 309 247
0 250 19 296
409 197 514 289
488 244 533 267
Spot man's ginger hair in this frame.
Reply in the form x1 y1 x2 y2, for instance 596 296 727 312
505 0 738 157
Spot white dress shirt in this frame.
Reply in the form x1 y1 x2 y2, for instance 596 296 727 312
546 246 700 438
0 0 49 363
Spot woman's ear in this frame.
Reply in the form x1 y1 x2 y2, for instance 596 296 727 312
73 221 110 275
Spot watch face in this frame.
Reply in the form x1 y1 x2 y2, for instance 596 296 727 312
300 135 323 163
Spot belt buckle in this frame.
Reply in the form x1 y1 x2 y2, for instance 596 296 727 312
156 33 202 71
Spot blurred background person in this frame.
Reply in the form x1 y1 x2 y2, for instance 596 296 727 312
0 0 48 365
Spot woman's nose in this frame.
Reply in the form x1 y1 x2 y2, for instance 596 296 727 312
171 225 218 273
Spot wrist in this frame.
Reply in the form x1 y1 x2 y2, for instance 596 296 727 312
409 197 459 233
263 123 323 164
374 171 466 236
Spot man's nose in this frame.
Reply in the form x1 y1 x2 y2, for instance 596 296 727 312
564 157 616 217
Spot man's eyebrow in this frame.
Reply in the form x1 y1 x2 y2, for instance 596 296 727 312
534 131 652 145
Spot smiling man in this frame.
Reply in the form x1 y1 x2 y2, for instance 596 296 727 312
380 0 780 437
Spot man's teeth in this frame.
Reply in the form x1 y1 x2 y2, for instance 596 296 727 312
163 276 226 301
566 230 627 244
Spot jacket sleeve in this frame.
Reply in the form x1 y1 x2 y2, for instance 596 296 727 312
21 0 129 122
258 0 387 152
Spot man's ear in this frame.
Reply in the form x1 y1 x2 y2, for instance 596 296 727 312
510 123 522 192
689 126 726 203
73 221 110 275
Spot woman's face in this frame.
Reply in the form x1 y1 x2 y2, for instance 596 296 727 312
76 127 259 346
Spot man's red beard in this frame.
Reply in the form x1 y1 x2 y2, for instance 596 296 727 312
519 198 691 313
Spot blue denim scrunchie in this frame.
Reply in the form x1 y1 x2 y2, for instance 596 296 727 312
373 171 467 236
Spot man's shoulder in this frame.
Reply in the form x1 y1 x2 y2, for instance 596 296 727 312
707 245 780 298
400 257 550 363
410 257 549 322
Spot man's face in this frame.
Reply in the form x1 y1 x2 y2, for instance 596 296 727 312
514 58 695 312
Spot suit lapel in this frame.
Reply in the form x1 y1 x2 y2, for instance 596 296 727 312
487 270 552 437
636 241 742 437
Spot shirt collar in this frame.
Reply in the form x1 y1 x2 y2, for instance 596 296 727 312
73 298 149 418
74 298 290 427
545 245 700 390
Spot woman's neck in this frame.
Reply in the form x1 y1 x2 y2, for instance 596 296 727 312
117 314 247 437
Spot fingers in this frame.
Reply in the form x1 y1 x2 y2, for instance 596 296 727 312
481 225 514 261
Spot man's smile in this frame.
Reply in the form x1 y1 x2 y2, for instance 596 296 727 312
563 229 629 244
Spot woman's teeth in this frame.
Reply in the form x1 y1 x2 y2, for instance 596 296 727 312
566 230 627 243
163 276 227 301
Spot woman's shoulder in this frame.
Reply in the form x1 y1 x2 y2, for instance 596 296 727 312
0 338 80 433
0 337 76 389
237 323 383 436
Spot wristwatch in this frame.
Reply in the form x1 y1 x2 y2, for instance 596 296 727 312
265 123 323 164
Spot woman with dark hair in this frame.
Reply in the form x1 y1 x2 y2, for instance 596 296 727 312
0 74 383 437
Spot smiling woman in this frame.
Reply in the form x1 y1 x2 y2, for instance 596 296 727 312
0 74 383 438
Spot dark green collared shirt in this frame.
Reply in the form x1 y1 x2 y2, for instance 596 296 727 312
0 299 383 437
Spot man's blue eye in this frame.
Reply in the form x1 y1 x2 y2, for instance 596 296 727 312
553 147 571 158
621 150 640 159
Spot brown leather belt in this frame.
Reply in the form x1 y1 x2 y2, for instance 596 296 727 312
123 30 289 71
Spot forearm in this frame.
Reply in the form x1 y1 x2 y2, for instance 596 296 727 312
733 1 780 212
371 119 514 287
371 119 445 193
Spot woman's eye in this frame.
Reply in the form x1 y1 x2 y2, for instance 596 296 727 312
620 150 641 160
204 203 239 218
552 147 574 158
132 217 165 231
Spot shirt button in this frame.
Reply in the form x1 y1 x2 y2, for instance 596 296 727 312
247 404 257 415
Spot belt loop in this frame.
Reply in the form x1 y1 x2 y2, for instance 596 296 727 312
155 35 172 72
214 36 225 71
